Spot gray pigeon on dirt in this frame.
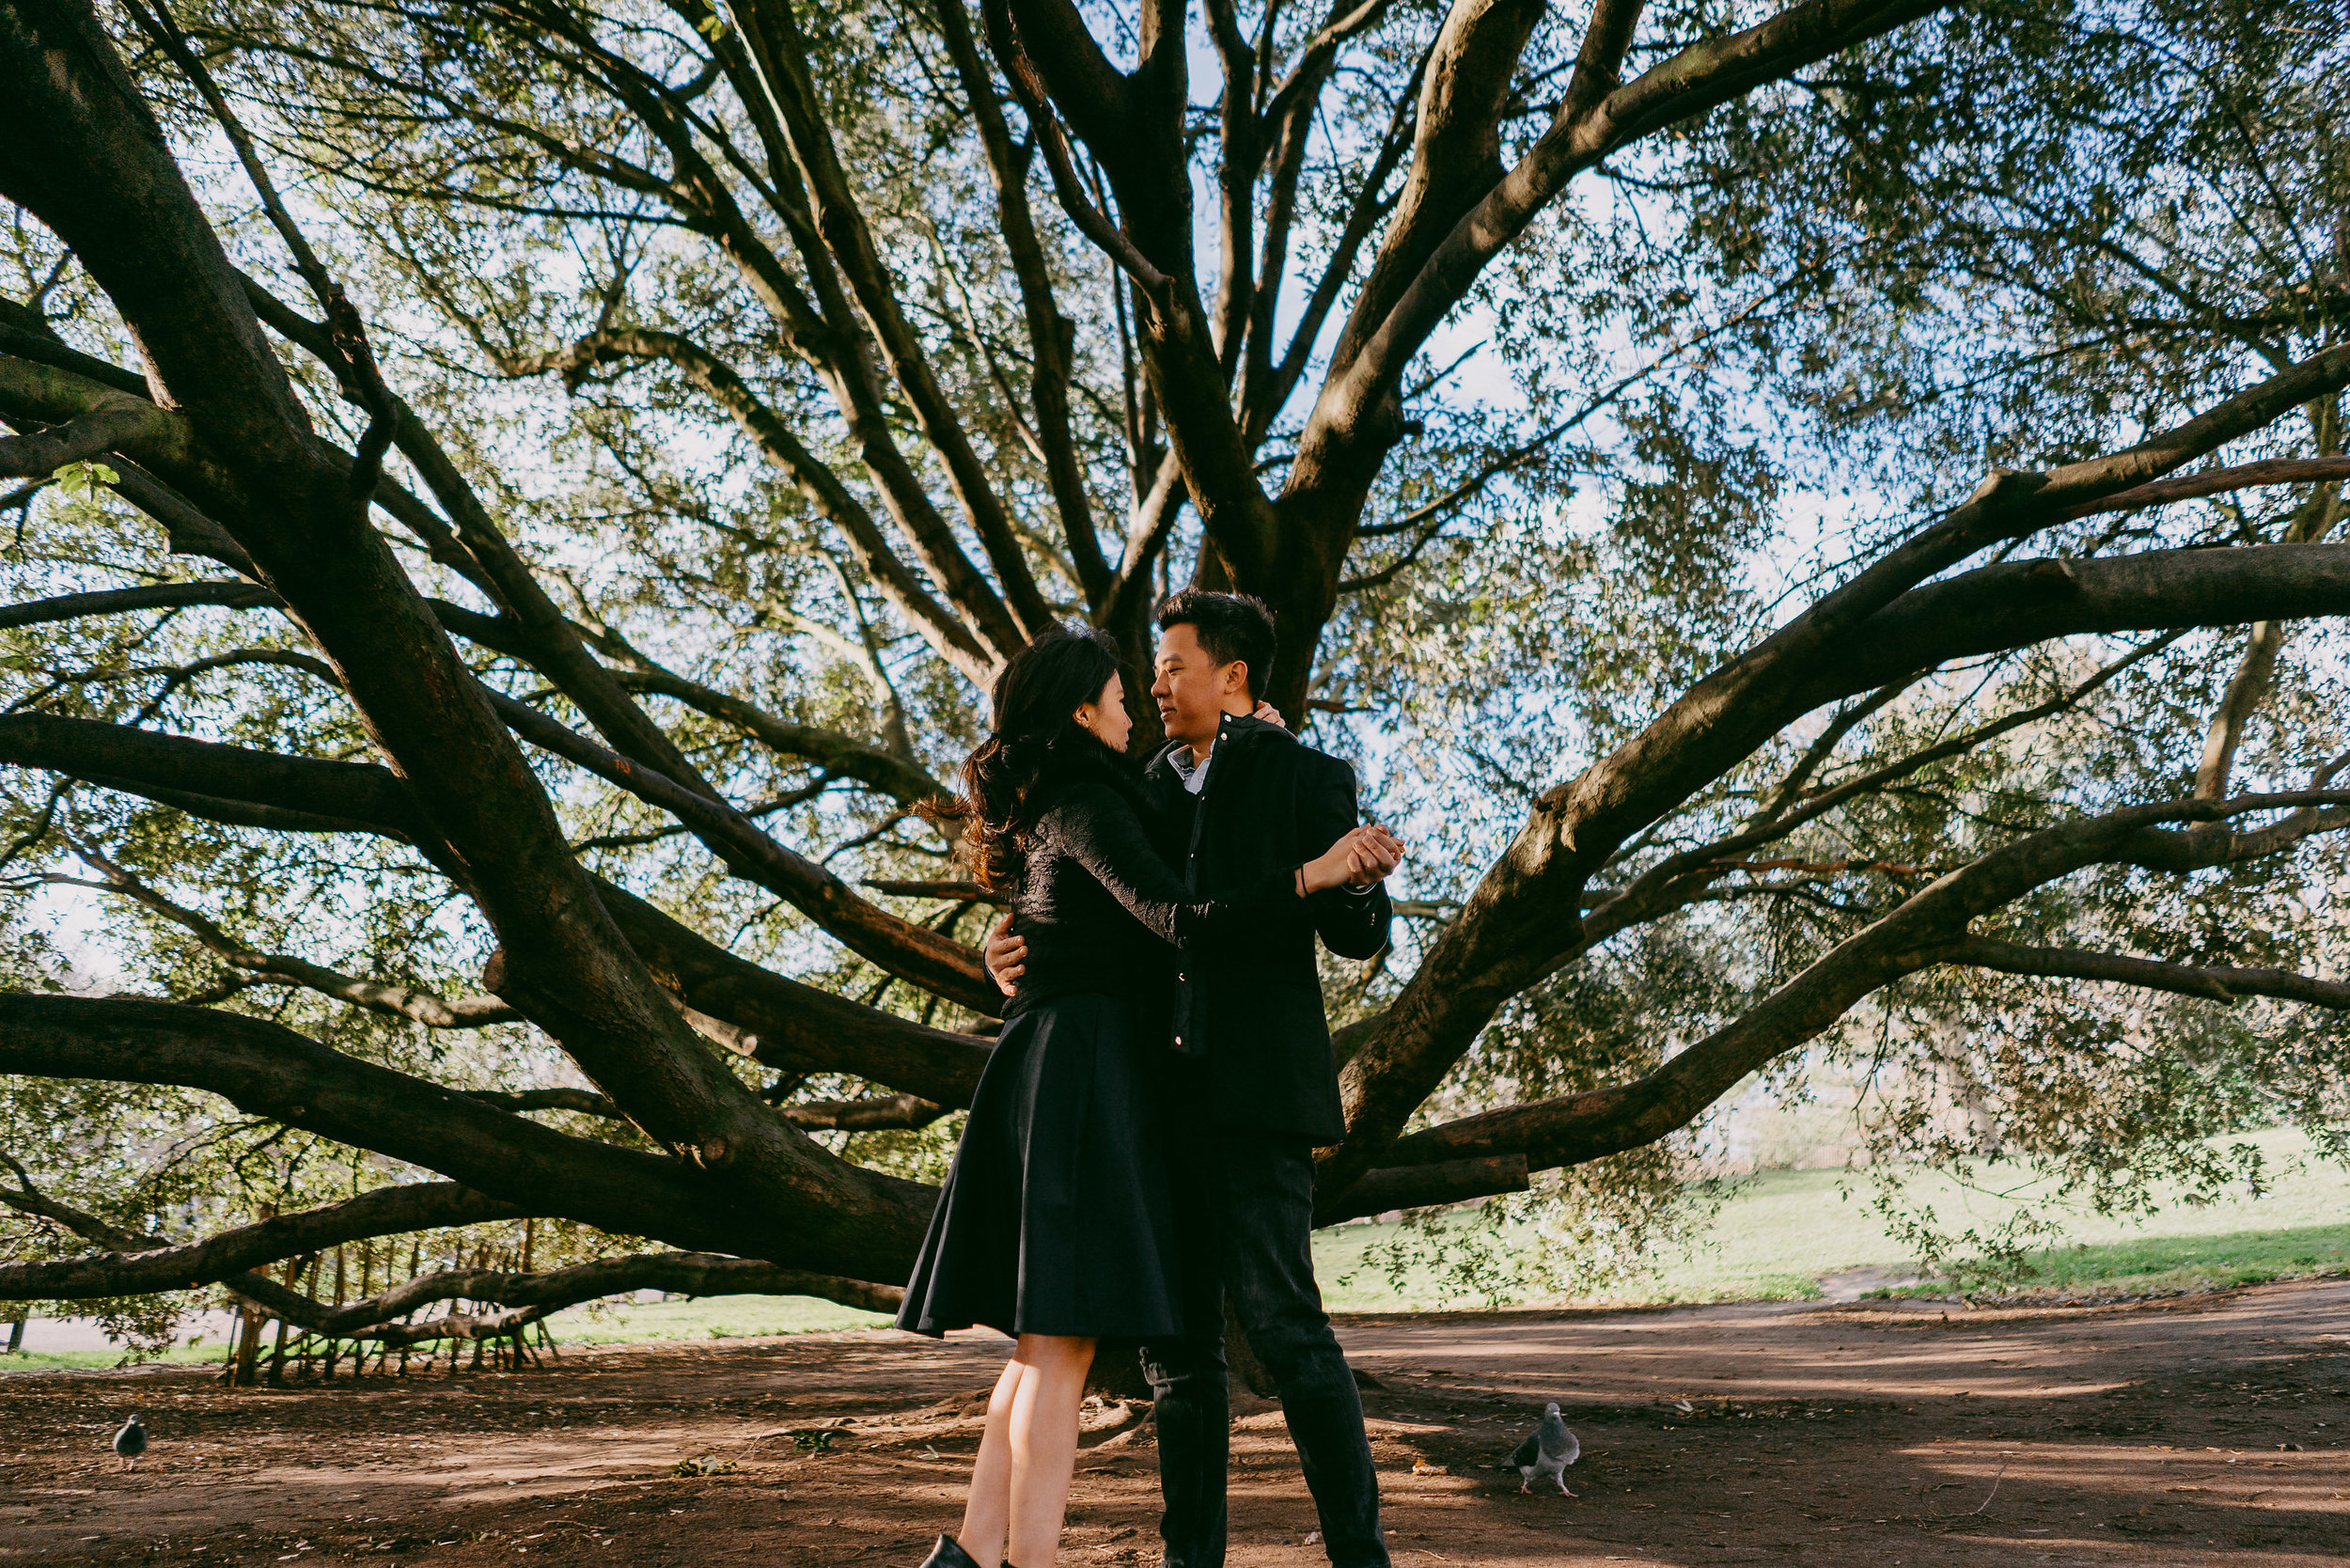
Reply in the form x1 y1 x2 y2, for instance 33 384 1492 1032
112 1413 146 1470
1510 1402 1577 1496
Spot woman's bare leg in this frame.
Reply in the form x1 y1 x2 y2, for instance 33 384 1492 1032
1004 1334 1096 1568
958 1357 1026 1565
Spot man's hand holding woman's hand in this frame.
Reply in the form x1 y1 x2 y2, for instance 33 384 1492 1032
1341 823 1403 888
1299 823 1405 896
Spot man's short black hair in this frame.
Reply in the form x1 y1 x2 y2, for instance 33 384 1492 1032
1155 589 1277 699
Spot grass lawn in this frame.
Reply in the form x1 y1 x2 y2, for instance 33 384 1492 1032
1316 1122 2350 1310
541 1291 886 1342
8 1126 2344 1366
0 1341 234 1372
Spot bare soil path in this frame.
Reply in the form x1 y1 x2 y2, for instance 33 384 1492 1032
2 1278 2343 1566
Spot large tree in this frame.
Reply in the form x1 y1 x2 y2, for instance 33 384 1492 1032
1 0 2345 1351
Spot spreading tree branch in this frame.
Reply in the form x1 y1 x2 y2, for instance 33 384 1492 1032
0 1178 523 1300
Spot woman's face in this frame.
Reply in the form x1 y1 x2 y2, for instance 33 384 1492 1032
1073 671 1133 753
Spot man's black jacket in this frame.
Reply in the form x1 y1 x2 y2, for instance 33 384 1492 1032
1142 712 1390 1144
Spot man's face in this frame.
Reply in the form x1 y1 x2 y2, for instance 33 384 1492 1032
1152 623 1247 748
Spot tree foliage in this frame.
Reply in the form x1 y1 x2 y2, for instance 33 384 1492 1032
0 0 2345 1349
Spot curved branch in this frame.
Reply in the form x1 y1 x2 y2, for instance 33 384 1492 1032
496 326 1000 676
252 1249 902 1345
1327 344 2350 1191
1324 0 1944 427
1944 934 2350 1009
425 594 943 808
0 712 993 1101
595 880 994 1108
0 713 426 839
1348 789 2350 1189
0 579 278 630
486 686 995 1013
1792 541 2350 705
0 1180 521 1300
2063 455 2350 519
57 846 520 1028
785 1092 949 1133
1325 0 1546 383
463 1086 620 1118
1314 1152 1529 1226
0 992 752 1250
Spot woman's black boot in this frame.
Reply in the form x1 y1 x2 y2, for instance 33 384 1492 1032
917 1534 981 1568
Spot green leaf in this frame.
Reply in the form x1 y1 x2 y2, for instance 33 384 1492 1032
49 460 120 503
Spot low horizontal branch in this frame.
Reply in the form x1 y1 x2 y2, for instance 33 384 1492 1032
0 715 995 1105
1314 1152 1531 1226
253 1249 905 1345
0 994 739 1254
0 1182 521 1301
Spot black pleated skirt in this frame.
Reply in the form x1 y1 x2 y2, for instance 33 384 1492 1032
896 990 1182 1340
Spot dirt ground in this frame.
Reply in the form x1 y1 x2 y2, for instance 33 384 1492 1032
2 1278 2344 1567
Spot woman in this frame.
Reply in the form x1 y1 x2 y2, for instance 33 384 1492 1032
900 626 1390 1568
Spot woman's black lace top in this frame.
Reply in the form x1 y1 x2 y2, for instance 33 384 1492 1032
1003 775 1291 1018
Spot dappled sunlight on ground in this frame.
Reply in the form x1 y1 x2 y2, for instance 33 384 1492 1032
0 1279 2342 1564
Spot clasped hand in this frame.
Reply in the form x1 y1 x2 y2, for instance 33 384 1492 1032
1298 823 1405 895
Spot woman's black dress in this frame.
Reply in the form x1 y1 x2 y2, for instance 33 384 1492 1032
896 763 1291 1341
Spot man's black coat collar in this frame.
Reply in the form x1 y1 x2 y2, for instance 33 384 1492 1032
1145 710 1294 788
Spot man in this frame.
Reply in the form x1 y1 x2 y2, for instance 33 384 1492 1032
987 590 1400 1568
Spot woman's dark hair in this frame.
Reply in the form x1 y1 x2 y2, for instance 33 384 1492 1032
927 625 1127 893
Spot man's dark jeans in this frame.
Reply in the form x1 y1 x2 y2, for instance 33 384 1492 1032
1137 1129 1388 1568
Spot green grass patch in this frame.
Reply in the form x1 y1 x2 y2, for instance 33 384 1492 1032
541 1292 887 1343
1879 1221 2350 1300
1316 1124 2350 1310
0 1341 230 1371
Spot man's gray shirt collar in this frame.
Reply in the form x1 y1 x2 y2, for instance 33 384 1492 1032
1168 744 1213 794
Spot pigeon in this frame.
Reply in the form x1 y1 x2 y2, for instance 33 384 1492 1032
112 1413 147 1470
1510 1402 1577 1496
